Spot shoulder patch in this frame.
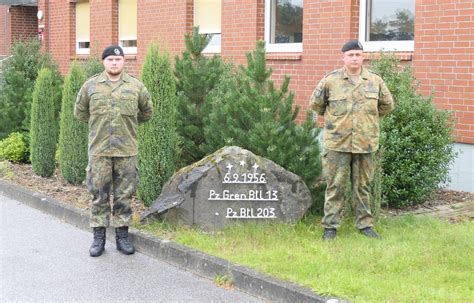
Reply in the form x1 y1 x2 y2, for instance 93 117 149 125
367 69 382 77
85 73 101 82
324 69 339 78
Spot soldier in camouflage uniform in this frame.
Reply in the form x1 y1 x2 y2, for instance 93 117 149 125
309 40 394 240
74 45 153 256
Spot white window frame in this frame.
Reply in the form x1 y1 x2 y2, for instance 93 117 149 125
264 0 303 53
118 0 137 55
359 0 414 52
201 34 221 54
76 40 90 55
119 37 138 55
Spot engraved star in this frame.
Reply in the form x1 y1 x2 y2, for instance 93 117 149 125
226 163 233 170
239 160 246 166
252 163 259 171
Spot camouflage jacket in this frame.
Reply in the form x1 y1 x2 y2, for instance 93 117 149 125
309 67 394 153
74 71 153 157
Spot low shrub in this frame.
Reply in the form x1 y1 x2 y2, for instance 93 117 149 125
0 132 28 163
371 53 457 208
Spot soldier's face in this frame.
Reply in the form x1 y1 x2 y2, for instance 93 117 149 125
342 50 364 72
103 55 125 76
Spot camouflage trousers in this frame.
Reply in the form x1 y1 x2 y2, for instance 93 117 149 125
86 156 138 228
321 150 374 230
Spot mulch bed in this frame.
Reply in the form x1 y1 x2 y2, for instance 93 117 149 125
2 162 473 222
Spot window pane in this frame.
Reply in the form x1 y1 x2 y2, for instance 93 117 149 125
270 0 303 44
76 2 90 46
366 0 414 41
194 0 221 34
119 0 137 41
77 41 90 49
120 40 137 48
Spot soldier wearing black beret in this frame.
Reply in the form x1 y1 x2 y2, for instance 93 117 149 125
101 45 124 60
75 45 153 257
341 39 364 52
309 40 394 241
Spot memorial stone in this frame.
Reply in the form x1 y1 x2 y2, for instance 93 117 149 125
141 146 313 229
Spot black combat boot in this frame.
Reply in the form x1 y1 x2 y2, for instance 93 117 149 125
360 227 381 239
322 228 337 241
115 226 135 255
89 227 106 257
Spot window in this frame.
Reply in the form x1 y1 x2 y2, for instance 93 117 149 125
265 0 303 53
194 0 221 53
76 1 90 55
359 0 415 51
119 0 137 54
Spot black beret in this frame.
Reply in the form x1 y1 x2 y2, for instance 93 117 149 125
341 40 364 52
101 45 124 60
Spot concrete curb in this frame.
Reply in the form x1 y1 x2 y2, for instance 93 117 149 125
0 179 340 303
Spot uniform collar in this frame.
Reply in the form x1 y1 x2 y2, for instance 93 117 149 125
341 67 370 80
97 71 131 83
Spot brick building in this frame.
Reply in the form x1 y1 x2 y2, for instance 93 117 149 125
0 0 473 191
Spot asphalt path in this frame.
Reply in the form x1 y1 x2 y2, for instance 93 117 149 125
0 195 263 303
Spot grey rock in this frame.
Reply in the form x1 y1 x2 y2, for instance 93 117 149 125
141 146 312 229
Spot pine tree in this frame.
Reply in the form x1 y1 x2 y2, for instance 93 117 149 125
58 62 88 184
0 39 61 139
30 68 62 177
202 41 324 211
174 26 225 166
138 43 179 206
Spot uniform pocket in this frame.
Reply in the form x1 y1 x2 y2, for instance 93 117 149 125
119 97 138 116
328 95 348 116
364 92 379 115
90 93 109 115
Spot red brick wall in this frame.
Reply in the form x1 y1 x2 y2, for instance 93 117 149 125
0 5 37 56
90 0 118 57
136 0 193 76
221 0 264 65
48 2 73 74
0 5 10 56
9 6 37 44
413 0 474 144
36 0 474 143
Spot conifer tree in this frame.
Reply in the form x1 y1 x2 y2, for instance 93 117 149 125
0 39 61 139
202 41 323 210
58 62 88 184
138 43 179 206
83 57 104 77
30 68 61 177
175 26 225 166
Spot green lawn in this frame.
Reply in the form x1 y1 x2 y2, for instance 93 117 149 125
140 215 473 302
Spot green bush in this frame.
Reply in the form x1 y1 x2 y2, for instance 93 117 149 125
175 27 225 166
83 57 103 77
371 53 456 208
58 62 88 184
0 39 61 139
202 41 324 211
30 68 61 177
138 43 179 206
0 132 28 163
